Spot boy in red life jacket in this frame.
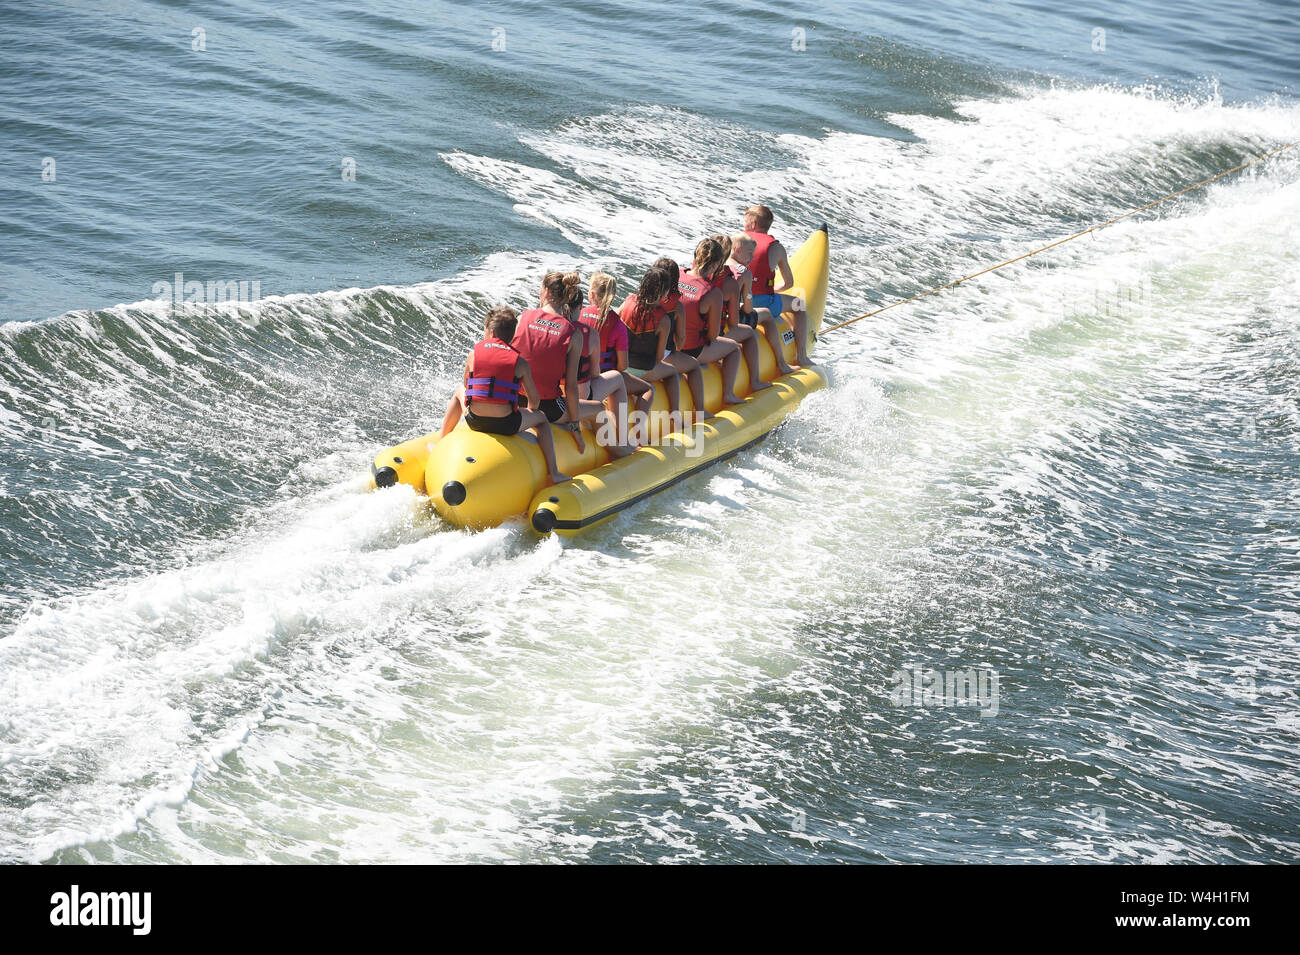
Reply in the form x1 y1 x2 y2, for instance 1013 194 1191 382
707 233 773 393
439 306 568 485
743 204 812 368
677 239 743 407
728 231 796 377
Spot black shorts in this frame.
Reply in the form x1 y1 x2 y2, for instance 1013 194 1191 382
466 409 522 435
681 345 705 358
539 397 567 423
739 309 758 328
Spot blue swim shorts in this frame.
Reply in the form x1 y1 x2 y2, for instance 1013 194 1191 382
750 293 786 317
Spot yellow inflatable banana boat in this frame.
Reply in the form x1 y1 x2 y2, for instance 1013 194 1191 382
370 224 830 534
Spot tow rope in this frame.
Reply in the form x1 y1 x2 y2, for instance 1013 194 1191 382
819 139 1299 336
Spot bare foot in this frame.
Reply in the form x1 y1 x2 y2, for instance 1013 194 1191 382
751 380 773 392
777 362 796 375
722 393 742 405
610 443 636 459
549 471 570 485
795 355 814 367
571 429 586 454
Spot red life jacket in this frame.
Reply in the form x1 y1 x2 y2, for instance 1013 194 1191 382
711 267 737 326
657 290 681 350
745 229 777 295
727 261 752 313
678 270 713 350
580 304 617 372
575 319 598 382
512 308 575 400
465 338 521 409
620 295 665 335
619 295 665 367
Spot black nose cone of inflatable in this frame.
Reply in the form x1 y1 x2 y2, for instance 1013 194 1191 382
531 507 557 534
442 480 467 506
818 221 829 235
373 465 398 488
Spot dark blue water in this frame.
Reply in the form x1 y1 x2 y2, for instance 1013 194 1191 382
1 0 1298 863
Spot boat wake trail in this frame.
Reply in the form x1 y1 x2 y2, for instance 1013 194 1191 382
2 83 1298 863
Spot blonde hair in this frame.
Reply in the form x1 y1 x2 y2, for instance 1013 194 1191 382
588 271 617 327
710 233 733 260
744 204 774 231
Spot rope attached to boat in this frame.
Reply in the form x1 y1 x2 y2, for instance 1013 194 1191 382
818 139 1300 336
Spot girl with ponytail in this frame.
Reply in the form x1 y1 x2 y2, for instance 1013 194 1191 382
513 271 630 457
705 233 772 394
617 265 699 429
673 239 742 407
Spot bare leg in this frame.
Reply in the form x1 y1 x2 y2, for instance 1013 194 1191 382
624 373 653 416
440 389 465 438
665 351 707 418
588 371 630 445
696 339 742 405
520 408 567 484
621 372 655 445
661 367 681 421
639 362 681 419
573 397 632 457
755 309 795 375
781 294 813 366
720 324 770 392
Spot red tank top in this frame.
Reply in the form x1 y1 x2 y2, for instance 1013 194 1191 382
465 338 521 408
745 230 777 295
512 308 574 400
678 270 713 350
